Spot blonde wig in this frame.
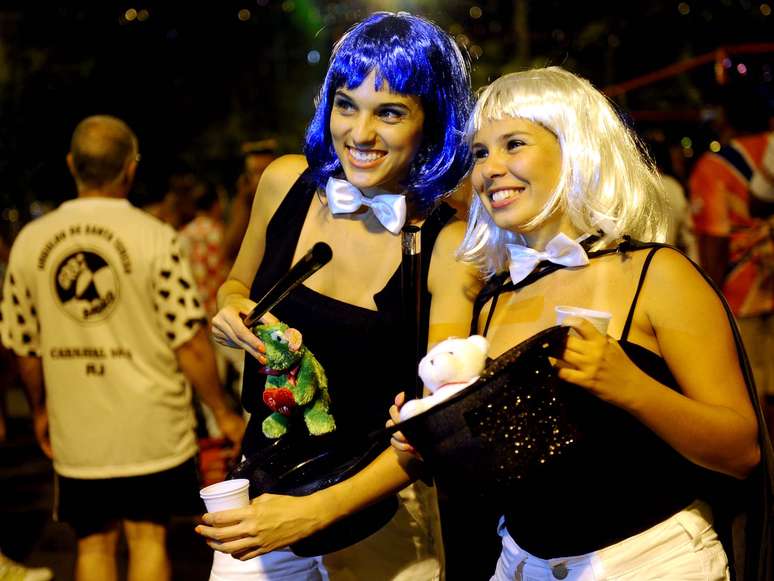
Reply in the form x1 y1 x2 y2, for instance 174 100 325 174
457 67 669 279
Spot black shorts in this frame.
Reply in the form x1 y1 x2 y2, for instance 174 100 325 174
56 457 203 538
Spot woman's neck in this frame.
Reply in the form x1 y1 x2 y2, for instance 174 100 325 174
520 212 582 250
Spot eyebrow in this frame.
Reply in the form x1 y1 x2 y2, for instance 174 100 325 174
471 130 531 147
333 90 353 101
333 90 414 111
499 131 531 140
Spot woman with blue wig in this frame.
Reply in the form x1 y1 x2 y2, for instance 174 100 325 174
197 12 479 580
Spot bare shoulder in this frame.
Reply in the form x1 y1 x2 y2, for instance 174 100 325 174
640 246 726 326
252 154 309 223
429 217 481 299
258 155 309 202
645 246 707 288
432 217 467 258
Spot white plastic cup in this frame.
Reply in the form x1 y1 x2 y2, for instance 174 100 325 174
555 305 612 335
199 479 250 512
200 479 260 580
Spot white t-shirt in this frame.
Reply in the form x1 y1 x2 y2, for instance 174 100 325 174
1 197 203 478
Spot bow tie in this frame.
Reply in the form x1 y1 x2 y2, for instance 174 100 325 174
506 233 589 284
325 177 407 234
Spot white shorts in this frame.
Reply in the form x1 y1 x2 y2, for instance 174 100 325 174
210 548 326 581
491 501 729 581
209 481 443 580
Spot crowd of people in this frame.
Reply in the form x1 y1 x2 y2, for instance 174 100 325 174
1 10 772 581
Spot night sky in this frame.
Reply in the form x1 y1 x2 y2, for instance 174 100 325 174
1 1 771 221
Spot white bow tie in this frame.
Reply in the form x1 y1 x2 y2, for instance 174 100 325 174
325 177 407 235
506 233 589 284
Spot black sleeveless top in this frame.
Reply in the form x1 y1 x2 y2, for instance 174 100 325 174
241 170 456 457
474 244 732 558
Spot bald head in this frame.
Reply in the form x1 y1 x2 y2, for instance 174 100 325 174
69 115 138 192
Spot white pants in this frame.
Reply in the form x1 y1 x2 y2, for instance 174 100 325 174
210 548 326 581
211 481 443 581
491 501 729 581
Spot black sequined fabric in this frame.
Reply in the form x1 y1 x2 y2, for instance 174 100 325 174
400 325 583 498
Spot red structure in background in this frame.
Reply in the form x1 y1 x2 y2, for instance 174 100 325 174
604 42 774 98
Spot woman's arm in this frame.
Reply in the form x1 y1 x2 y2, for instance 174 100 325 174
391 218 480 452
558 248 760 479
426 218 481 345
196 215 480 557
211 155 307 361
196 447 418 559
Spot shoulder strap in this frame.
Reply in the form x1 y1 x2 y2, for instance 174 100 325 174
620 247 660 342
250 169 317 301
471 272 507 336
471 237 607 336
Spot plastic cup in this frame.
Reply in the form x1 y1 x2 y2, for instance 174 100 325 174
555 305 612 335
199 479 250 512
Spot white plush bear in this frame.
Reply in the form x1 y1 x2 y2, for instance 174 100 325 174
399 335 489 421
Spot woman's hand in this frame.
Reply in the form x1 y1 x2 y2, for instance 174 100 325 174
195 492 332 560
211 296 277 363
386 392 419 456
555 317 644 407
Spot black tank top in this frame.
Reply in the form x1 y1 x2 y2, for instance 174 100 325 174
476 245 729 558
241 170 455 457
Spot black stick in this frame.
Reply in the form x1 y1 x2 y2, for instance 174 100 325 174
400 225 423 399
243 242 333 328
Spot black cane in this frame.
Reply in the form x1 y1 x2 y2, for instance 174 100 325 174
400 225 423 399
243 242 333 328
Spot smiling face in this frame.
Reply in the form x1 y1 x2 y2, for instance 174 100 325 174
329 70 425 193
471 116 563 234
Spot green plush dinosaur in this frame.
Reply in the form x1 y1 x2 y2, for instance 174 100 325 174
253 322 335 438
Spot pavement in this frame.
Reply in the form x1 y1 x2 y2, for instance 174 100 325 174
0 385 215 581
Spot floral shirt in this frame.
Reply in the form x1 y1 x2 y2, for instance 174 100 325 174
690 132 773 317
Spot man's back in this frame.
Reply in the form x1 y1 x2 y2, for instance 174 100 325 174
1 197 204 478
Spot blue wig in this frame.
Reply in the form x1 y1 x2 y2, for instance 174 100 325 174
304 12 473 209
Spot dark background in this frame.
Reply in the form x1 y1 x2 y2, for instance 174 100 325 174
0 2 771 578
0 0 772 227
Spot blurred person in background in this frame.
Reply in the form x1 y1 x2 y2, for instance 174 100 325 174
179 177 245 449
646 130 697 258
220 139 279 264
0 115 245 581
689 86 774 434
179 178 230 320
0 549 52 581
0 230 53 581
